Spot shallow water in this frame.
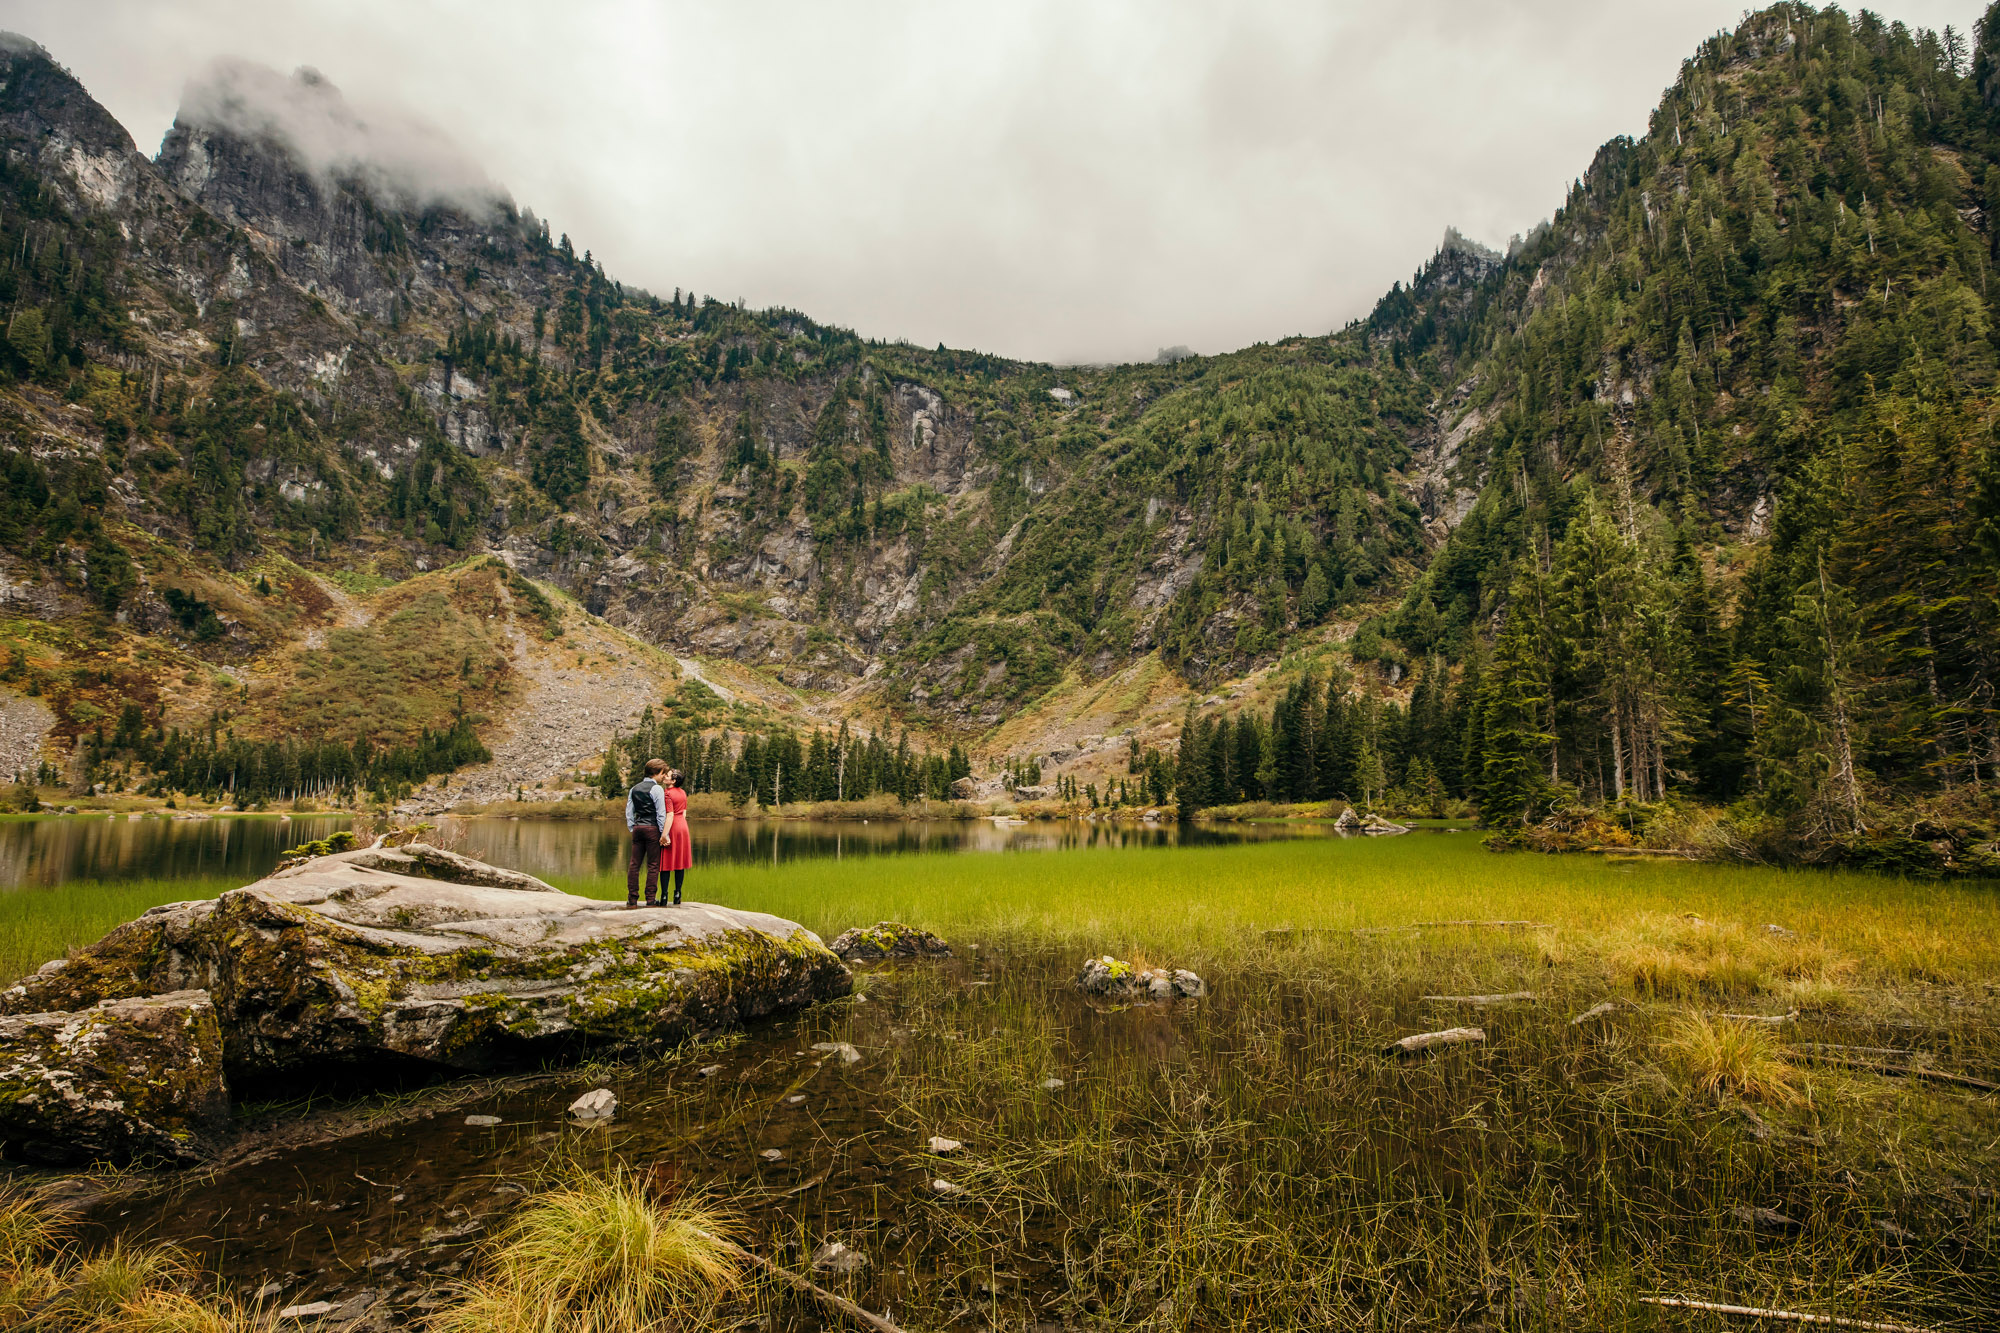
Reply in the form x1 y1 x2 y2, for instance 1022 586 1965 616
0 813 354 888
0 810 1409 890
76 952 1109 1326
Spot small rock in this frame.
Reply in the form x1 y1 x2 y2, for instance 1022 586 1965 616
811 1041 861 1065
254 1282 285 1302
697 1064 722 1078
1170 969 1207 998
1762 923 1799 939
1731 1204 1802 1234
279 1302 338 1320
760 1148 784 1161
463 1115 502 1128
828 922 953 963
1041 1077 1065 1091
811 1240 868 1275
568 1088 616 1121
785 1094 807 1105
926 1136 963 1154
931 1179 966 1196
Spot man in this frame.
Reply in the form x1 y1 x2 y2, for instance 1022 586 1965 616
625 757 670 907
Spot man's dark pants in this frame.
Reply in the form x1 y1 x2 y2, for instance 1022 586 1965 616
627 824 661 904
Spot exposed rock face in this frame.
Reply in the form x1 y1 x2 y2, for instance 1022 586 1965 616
2 845 851 1094
828 922 953 963
0 990 229 1164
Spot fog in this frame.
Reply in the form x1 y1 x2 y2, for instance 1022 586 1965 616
0 0 1980 364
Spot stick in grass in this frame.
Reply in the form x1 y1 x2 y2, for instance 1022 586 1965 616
695 1230 901 1333
1422 992 1536 1006
1383 1027 1485 1055
1638 1295 1937 1333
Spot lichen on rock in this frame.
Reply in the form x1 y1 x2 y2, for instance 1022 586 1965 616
0 990 230 1164
1074 955 1205 1003
1 844 851 1141
828 921 953 963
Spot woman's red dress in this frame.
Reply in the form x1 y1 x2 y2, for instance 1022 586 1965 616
660 785 693 872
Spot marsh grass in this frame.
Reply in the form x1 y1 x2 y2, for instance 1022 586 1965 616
1659 1012 1807 1105
0 1189 272 1333
9 837 1999 1330
427 1172 743 1333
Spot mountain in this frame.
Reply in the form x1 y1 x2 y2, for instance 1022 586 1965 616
0 8 1996 859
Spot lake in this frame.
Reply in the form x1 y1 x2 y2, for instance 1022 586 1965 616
0 809 1426 890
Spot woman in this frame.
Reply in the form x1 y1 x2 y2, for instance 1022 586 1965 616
658 768 692 905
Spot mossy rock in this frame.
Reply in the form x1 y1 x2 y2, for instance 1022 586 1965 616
0 990 230 1165
2 845 852 1095
828 922 953 963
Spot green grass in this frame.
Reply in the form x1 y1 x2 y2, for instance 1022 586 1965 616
0 876 241 985
551 836 2000 987
7 837 1998 1329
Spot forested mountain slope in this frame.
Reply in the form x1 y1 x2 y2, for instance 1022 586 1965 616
1 7 1997 859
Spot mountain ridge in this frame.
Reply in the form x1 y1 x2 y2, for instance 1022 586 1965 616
1 6 1996 854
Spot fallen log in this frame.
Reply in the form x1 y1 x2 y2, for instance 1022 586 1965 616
1717 1009 1800 1025
696 1230 901 1333
1570 1001 1619 1025
1352 920 1553 935
1422 991 1535 1006
1788 1051 1997 1093
1383 1027 1485 1056
1638 1295 1936 1333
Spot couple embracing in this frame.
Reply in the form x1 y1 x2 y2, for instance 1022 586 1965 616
625 758 693 907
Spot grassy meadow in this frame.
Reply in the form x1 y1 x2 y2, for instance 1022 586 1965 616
6 835 1998 1330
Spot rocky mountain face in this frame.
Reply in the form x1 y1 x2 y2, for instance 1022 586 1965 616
0 30 1460 764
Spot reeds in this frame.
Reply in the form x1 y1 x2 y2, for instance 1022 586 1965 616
428 1171 744 1333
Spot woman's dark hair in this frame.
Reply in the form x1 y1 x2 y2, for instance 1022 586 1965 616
665 769 683 788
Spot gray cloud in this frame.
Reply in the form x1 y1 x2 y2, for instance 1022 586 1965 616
0 0 1981 363
176 57 501 211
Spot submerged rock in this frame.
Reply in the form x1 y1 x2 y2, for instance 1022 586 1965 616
568 1088 616 1120
0 989 229 1164
811 1240 868 1274
828 921 953 963
1074 956 1206 1002
0 844 849 1162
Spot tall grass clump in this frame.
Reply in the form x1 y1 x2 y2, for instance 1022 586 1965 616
1658 1011 1807 1105
430 1172 743 1333
0 1188 270 1333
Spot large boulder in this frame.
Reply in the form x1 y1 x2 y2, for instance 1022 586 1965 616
2 845 851 1089
0 990 230 1164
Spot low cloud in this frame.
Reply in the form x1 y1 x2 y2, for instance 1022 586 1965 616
176 57 502 212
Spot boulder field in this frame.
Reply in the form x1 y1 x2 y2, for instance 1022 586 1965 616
0 845 850 1164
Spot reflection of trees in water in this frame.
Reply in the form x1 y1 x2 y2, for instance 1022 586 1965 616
12 813 1374 891
1 814 353 888
444 817 1348 882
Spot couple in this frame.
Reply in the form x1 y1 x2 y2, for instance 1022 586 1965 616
625 759 692 907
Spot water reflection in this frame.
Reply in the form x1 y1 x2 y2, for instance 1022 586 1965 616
0 814 353 889
444 815 1351 884
0 810 1402 891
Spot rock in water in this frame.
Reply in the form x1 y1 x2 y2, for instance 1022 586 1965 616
1360 813 1412 835
0 990 229 1164
827 922 953 962
926 1136 964 1154
810 1041 862 1064
1074 955 1205 1002
568 1088 616 1120
811 1240 868 1274
1 844 850 1093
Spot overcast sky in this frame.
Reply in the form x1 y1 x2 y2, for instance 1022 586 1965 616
0 1 1980 364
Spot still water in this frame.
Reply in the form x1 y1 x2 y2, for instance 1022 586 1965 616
0 811 1394 889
